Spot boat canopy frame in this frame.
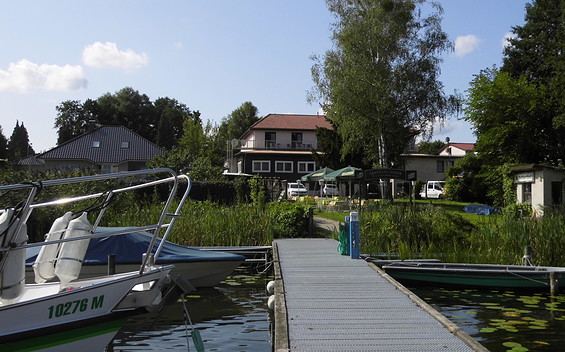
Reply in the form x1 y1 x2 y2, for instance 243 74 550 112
0 168 192 276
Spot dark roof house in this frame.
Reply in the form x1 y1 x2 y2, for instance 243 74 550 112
35 126 163 172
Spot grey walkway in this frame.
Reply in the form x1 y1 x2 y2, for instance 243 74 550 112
273 239 486 352
312 215 340 234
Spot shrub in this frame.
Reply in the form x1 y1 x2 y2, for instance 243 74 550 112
268 202 311 238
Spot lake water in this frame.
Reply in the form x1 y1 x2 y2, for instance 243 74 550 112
107 267 273 351
412 287 565 352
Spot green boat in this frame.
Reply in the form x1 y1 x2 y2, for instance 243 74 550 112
381 262 565 291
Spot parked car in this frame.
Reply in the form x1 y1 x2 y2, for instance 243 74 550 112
323 184 339 197
287 183 308 197
419 181 445 199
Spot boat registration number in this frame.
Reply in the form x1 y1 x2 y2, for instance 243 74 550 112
47 295 105 319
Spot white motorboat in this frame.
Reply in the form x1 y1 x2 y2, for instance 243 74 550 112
0 169 191 342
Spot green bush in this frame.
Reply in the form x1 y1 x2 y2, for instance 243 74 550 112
268 202 311 238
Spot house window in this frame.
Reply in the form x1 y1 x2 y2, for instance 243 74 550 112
101 164 113 173
252 160 270 173
275 161 293 173
265 132 276 149
298 162 316 173
291 133 303 149
436 161 445 173
522 183 532 203
121 141 129 148
92 141 101 148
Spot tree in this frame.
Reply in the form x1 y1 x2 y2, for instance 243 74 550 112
150 115 224 179
465 68 557 165
309 0 457 168
312 124 368 169
154 98 192 150
54 100 96 144
7 121 34 161
218 102 260 141
0 126 8 160
501 0 565 136
417 140 445 155
53 88 197 149
96 87 157 142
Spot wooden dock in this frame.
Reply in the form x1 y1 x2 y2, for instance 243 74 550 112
273 239 487 352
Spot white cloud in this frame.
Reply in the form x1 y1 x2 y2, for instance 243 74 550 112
82 42 148 70
174 41 184 50
502 32 516 48
0 59 87 93
454 35 481 58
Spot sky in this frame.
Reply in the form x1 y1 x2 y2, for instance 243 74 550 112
0 0 531 152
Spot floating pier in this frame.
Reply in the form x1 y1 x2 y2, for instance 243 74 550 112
272 238 487 352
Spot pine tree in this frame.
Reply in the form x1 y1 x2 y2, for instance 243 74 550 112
0 126 8 160
7 121 34 162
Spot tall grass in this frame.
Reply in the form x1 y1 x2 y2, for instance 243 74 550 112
101 200 312 247
360 205 565 267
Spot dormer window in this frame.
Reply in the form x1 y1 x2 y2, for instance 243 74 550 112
121 141 130 148
92 141 101 148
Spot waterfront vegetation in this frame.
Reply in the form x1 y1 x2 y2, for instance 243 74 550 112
339 202 565 267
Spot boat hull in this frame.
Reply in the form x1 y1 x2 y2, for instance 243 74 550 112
1 267 171 340
382 263 565 291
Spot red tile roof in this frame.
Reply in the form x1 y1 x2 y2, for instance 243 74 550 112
249 114 333 131
447 143 475 151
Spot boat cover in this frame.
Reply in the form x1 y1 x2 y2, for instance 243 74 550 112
463 204 500 215
26 227 245 265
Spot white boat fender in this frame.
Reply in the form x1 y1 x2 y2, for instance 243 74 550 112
54 212 92 287
266 280 275 294
33 211 73 283
267 294 275 310
0 208 28 303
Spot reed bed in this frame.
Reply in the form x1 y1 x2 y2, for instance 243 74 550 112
101 200 312 247
360 205 565 267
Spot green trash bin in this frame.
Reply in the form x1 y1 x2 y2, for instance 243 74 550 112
338 220 350 255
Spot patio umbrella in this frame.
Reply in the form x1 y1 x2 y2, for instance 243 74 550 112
323 166 362 197
300 167 335 182
323 166 361 182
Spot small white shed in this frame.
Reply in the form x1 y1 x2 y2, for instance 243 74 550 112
510 164 565 216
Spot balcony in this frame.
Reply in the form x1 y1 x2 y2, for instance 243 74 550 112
240 140 316 151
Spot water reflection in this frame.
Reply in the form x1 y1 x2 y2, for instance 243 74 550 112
412 287 565 352
108 268 273 351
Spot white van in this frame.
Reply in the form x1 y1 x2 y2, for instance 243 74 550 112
419 181 445 199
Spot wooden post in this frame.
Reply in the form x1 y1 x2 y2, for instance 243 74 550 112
550 271 559 296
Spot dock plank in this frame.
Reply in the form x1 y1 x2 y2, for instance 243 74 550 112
274 238 485 352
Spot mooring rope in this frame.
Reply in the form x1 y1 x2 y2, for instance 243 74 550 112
505 268 549 286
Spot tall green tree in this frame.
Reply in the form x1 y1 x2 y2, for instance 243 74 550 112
0 126 8 160
417 140 445 155
502 0 565 131
465 69 556 164
54 100 96 144
218 102 260 141
7 121 34 161
309 0 457 168
154 97 192 150
96 87 157 142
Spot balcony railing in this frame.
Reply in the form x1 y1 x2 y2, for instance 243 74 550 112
240 140 316 151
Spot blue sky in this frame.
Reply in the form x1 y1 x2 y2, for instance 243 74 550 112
0 0 529 152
